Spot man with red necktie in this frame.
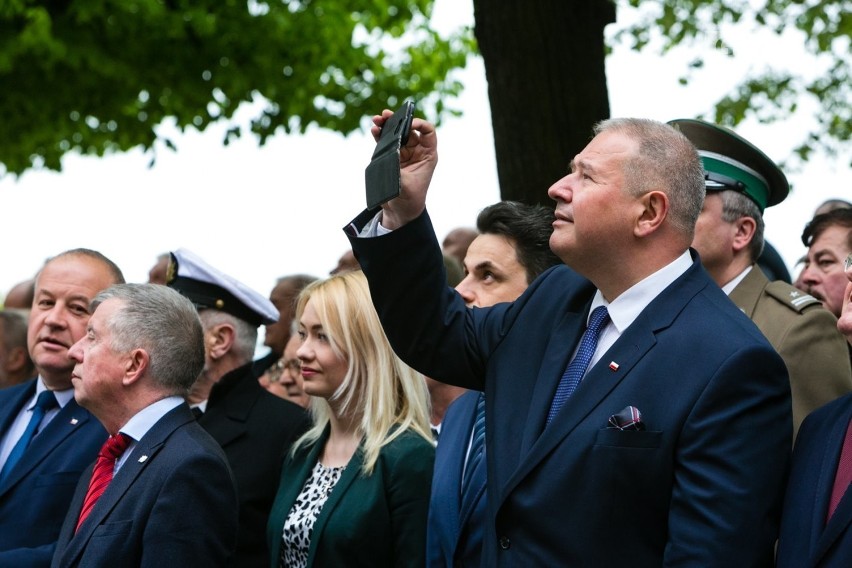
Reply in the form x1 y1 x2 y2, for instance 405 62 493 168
51 283 238 567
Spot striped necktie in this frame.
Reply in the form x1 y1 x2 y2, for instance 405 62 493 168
76 433 131 532
461 392 486 499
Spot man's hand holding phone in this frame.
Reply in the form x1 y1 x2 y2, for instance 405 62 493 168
366 103 438 230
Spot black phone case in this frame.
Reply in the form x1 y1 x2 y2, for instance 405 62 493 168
365 101 415 210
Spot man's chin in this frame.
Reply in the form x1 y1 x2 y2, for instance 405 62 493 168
34 361 75 389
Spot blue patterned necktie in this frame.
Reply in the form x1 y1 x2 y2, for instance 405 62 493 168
547 306 610 426
0 390 58 482
461 392 486 499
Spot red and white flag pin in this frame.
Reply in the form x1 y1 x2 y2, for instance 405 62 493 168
608 361 620 371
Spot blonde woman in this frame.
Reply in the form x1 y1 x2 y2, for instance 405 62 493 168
267 271 434 568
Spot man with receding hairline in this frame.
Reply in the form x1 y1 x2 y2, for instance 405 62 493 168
51 283 238 566
348 112 790 565
0 249 123 566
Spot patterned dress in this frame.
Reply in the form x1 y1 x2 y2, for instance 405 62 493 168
279 461 346 568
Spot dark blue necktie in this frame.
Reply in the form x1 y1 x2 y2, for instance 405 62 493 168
547 306 610 426
461 392 486 500
0 390 58 482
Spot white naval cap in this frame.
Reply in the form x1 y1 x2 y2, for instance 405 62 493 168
166 248 279 327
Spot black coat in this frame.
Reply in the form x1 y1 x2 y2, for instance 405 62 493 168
199 362 309 567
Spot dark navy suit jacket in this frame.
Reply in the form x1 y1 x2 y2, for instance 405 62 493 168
777 393 852 567
428 390 486 568
51 403 239 567
348 209 792 567
0 379 106 567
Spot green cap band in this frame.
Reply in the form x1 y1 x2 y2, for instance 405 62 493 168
700 151 770 212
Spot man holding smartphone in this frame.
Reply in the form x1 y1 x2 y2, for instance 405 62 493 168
346 110 791 565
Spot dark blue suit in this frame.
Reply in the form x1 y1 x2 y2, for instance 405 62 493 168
428 391 486 568
348 210 792 566
51 403 239 567
777 393 852 567
0 379 106 567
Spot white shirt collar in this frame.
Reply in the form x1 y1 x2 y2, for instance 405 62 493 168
34 377 75 409
119 396 184 443
721 265 753 296
589 250 693 333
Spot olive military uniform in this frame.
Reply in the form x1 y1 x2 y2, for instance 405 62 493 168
729 265 852 437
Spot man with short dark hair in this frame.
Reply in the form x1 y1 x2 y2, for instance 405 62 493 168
800 208 852 318
0 249 123 566
677 118 852 436
429 200 560 568
52 284 239 566
347 112 791 565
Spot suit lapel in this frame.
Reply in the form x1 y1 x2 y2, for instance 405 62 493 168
306 438 363 566
810 404 852 565
61 405 191 565
518 308 587 454
456 394 483 529
458 447 486 528
502 257 707 500
0 381 34 433
0 398 95 493
505 320 658 495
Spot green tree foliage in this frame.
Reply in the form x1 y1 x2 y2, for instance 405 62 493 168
0 0 472 175
614 0 850 164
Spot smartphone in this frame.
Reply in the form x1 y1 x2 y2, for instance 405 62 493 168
365 100 416 209
386 100 415 146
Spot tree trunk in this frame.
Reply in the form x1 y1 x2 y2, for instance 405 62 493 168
473 0 615 207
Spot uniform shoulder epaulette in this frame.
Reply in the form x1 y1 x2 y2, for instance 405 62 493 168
765 281 822 313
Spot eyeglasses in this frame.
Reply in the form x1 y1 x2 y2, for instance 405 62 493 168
266 358 301 384
845 253 852 273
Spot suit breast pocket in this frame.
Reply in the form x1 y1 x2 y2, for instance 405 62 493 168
92 520 133 538
593 428 663 449
590 429 669 511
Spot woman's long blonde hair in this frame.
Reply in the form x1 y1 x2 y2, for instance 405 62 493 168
291 270 432 474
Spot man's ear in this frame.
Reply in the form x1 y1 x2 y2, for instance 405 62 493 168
206 323 236 361
634 190 669 237
123 348 150 386
731 216 757 253
4 346 28 373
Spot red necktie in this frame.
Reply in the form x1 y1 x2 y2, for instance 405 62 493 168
827 418 852 522
75 433 131 532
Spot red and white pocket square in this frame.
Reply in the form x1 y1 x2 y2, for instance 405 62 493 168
607 406 645 431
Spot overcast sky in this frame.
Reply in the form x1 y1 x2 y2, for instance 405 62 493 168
1 1 849 301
